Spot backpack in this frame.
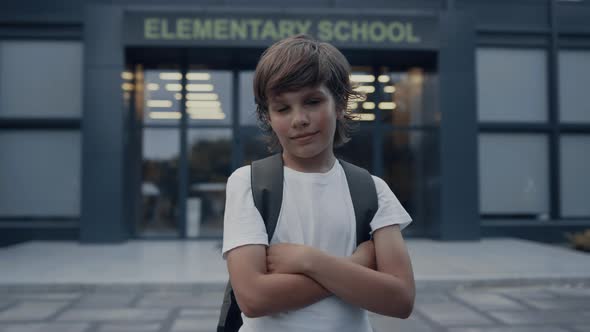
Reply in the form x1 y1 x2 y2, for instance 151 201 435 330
217 153 378 332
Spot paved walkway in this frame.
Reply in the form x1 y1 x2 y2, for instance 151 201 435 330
0 238 589 332
0 238 589 286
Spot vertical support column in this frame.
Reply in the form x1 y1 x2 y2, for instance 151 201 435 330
548 0 561 220
81 4 128 242
437 11 480 240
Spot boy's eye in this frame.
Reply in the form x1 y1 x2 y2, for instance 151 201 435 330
306 99 320 105
277 106 289 113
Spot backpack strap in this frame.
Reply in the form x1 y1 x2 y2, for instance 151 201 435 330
251 153 284 242
339 159 379 245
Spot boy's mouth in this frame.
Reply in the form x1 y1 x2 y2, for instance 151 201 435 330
291 131 319 140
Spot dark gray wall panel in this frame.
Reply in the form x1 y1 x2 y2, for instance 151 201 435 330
81 66 127 242
457 0 549 31
557 3 590 34
84 4 123 66
82 4 128 242
437 11 479 240
334 0 444 10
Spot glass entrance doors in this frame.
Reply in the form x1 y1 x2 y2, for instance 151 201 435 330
133 66 233 238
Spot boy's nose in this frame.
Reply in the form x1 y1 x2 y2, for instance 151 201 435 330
291 109 310 128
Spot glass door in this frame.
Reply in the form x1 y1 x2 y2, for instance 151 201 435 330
138 67 183 237
132 64 233 239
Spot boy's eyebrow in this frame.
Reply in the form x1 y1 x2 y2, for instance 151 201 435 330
269 88 327 102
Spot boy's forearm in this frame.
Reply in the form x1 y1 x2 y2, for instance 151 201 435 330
248 256 364 317
303 252 412 318
245 272 329 317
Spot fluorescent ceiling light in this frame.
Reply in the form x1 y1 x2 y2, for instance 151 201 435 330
149 111 181 119
350 74 375 83
186 100 221 108
354 86 375 94
186 93 218 101
186 73 211 80
378 75 390 83
147 100 173 108
378 102 397 110
355 113 376 121
384 86 396 93
160 73 182 80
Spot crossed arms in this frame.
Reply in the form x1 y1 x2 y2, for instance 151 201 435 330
225 224 415 318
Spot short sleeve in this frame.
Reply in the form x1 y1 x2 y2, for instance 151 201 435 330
221 166 269 259
369 175 413 233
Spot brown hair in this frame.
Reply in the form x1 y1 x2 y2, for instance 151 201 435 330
253 34 363 152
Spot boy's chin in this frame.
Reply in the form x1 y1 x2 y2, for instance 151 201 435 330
286 145 330 160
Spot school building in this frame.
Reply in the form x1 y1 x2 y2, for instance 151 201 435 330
1 0 589 246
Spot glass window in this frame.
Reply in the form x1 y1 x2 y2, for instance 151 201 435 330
377 68 439 126
560 135 590 217
187 129 232 238
241 129 273 166
476 48 548 123
334 129 373 172
239 71 258 126
0 131 80 216
187 70 232 125
143 69 182 125
559 50 590 123
0 41 82 118
350 69 378 123
141 128 180 237
383 129 439 235
479 134 549 216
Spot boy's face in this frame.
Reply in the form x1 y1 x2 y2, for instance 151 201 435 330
267 84 340 165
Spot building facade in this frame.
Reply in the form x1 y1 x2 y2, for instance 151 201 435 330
1 0 589 245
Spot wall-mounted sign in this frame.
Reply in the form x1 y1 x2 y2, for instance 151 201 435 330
125 12 438 49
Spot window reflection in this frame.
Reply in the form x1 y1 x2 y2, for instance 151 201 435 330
141 129 180 237
239 71 258 126
350 68 377 122
187 129 232 237
383 130 439 236
143 69 182 124
187 70 232 125
379 67 439 126
242 130 273 166
334 130 372 172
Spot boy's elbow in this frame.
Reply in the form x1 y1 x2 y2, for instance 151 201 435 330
398 299 414 319
397 290 415 319
240 299 267 318
236 292 268 318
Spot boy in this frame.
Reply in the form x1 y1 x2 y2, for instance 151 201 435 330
222 34 415 332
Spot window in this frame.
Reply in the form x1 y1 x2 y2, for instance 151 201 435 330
479 134 549 217
0 41 82 118
476 48 548 123
0 131 81 216
559 50 590 123
560 135 590 217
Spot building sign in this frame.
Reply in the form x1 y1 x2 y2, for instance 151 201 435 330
125 13 438 49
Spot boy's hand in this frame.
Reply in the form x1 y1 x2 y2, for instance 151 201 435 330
267 243 317 274
349 240 376 270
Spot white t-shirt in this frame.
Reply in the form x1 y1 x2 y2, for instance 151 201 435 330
222 160 412 332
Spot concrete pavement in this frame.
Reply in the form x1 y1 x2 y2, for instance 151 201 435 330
0 238 589 331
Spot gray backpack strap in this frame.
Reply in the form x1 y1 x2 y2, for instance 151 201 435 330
339 159 378 245
251 153 284 242
218 154 283 332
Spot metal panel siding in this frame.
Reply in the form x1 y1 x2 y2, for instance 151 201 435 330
457 0 550 30
438 11 479 240
81 4 128 242
81 67 127 242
